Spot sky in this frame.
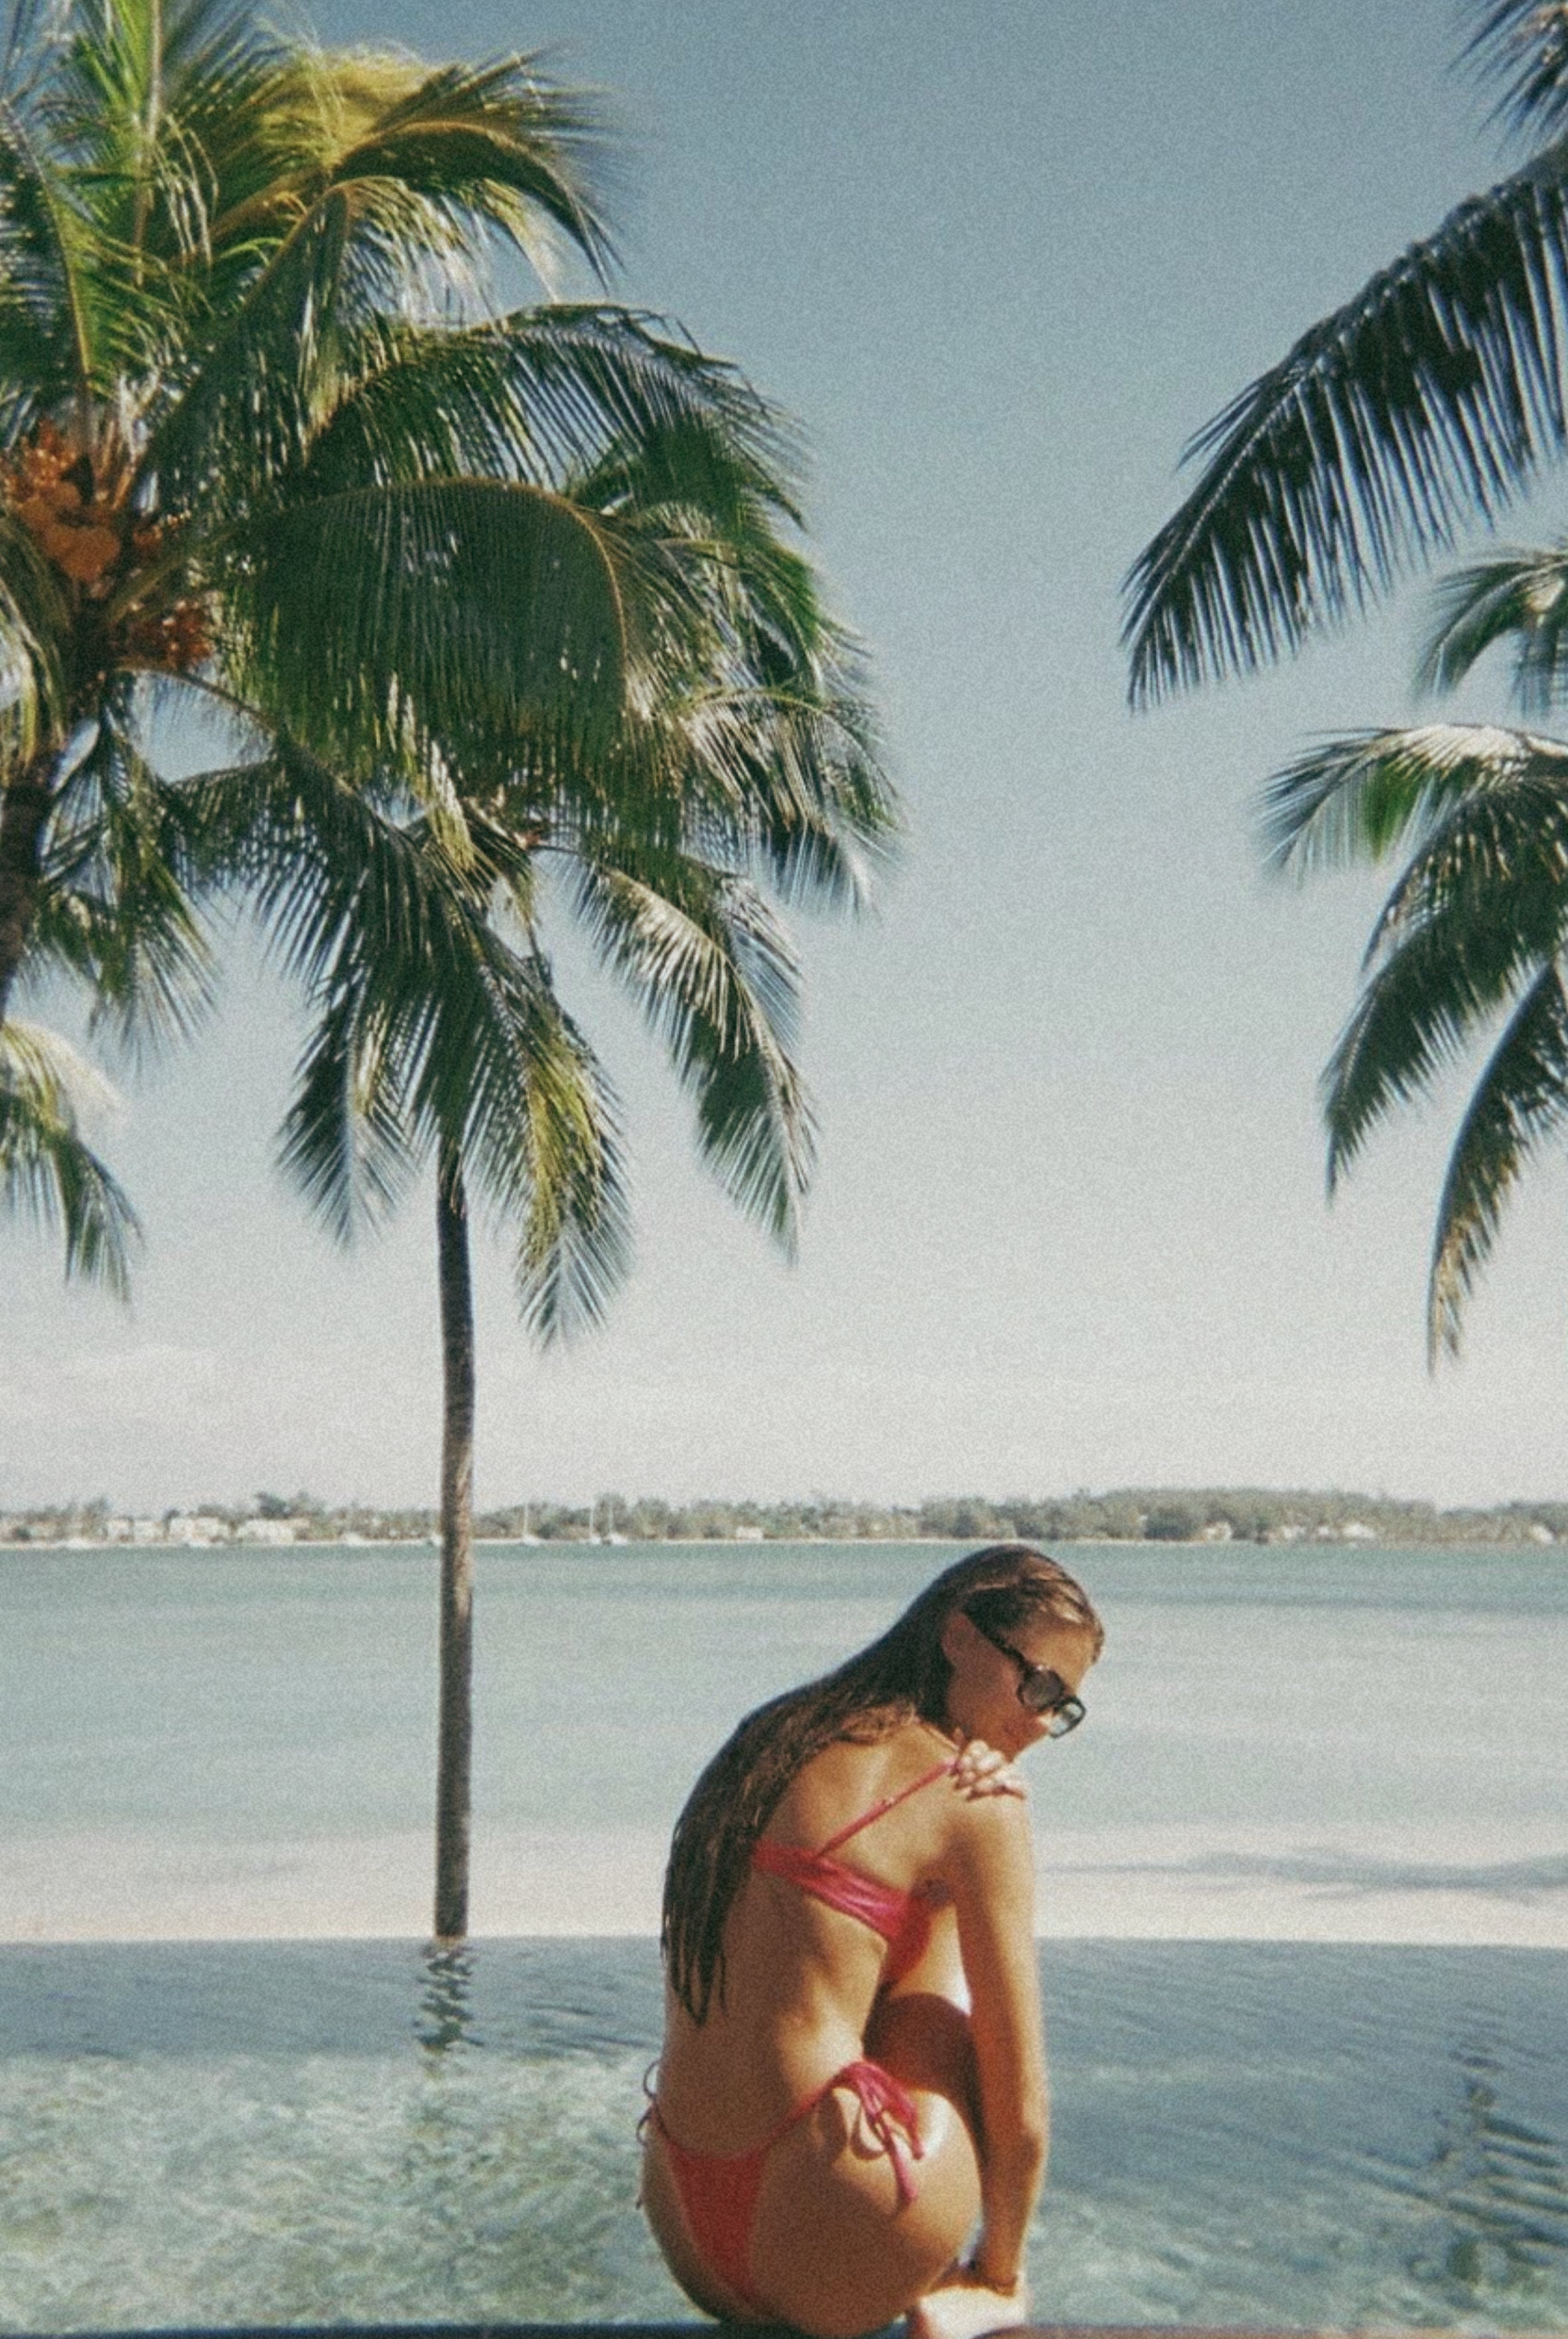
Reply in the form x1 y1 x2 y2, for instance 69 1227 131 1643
7 0 1568 1514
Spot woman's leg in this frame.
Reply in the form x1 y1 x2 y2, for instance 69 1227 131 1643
745 1930 986 2339
745 2068 983 2339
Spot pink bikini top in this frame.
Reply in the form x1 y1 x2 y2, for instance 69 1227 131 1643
750 1754 958 1985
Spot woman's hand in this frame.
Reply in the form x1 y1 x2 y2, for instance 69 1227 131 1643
952 1737 1029 1802
909 2263 1031 2339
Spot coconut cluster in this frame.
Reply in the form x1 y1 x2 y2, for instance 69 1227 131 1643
2 419 211 672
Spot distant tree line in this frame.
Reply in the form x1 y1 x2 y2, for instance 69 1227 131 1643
3 1486 1565 1547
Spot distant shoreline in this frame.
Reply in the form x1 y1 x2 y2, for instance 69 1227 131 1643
4 1528 1565 1555
10 1482 1568 1551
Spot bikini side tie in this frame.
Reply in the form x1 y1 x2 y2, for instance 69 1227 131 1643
833 2057 925 2207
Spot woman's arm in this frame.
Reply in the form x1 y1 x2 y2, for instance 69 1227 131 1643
947 1792 1048 2289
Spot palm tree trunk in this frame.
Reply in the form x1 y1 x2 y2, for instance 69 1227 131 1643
0 758 58 1027
433 1143 476 1942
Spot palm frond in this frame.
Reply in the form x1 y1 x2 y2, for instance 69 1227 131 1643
1125 144 1568 702
571 845 814 1251
68 0 283 270
1271 721 1568 1218
1417 539 1568 705
515 628 895 920
480 952 632 1342
1323 922 1523 1190
566 432 815 695
0 92 99 399
0 0 228 395
535 419 896 911
191 741 494 1234
198 44 616 305
138 186 356 504
1261 720 1568 871
216 476 632 775
1427 955 1568 1357
315 52 617 291
30 706 216 1052
277 966 421 1242
569 399 804 537
1 0 64 92
54 0 171 239
195 740 631 1333
303 305 792 504
670 676 896 910
0 509 68 760
116 37 634 503
1360 746 1568 963
0 1013 139 1292
106 7 358 287
1321 786 1568 1187
1466 1 1568 143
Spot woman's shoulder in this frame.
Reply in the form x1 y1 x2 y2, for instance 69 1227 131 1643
802 1725 1033 1877
772 1718 955 1837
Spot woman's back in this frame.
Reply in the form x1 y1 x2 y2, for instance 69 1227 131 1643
654 1721 967 2152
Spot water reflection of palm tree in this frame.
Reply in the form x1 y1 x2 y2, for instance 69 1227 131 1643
1407 2038 1568 2306
417 1944 479 2058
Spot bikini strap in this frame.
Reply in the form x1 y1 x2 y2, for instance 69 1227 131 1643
636 2058 662 2147
816 1756 959 1855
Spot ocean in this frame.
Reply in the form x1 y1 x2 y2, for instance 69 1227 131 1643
1 1538 1564 2329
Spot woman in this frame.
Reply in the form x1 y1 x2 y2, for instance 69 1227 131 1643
642 1543 1103 2339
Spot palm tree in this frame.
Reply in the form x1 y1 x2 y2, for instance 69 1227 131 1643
1124 0 1568 703
1123 0 1568 1358
0 0 769 1275
1262 548 1568 1360
0 0 897 1935
204 425 892 1938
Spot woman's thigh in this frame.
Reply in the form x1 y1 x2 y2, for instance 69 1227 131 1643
866 1985 981 2127
748 2026 983 2339
640 2131 768 2326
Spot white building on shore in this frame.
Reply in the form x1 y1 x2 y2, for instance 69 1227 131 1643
165 1514 232 1546
234 1517 300 1545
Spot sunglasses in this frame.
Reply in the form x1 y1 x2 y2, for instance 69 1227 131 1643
969 1618 1087 1737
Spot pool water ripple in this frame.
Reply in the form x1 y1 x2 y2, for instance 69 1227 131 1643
0 1939 1563 2332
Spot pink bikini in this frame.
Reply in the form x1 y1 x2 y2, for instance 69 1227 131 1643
648 1754 958 2312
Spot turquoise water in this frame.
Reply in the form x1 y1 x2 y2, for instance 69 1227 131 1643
4 1537 1565 1843
1 1539 1565 2327
0 1938 1563 2330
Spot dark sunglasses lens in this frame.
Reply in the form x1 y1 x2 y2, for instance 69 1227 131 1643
1043 1697 1085 1737
1019 1667 1068 1713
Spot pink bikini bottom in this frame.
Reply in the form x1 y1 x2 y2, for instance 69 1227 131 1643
646 2057 924 2312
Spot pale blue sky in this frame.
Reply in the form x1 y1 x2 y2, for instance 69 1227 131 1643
7 0 1567 1512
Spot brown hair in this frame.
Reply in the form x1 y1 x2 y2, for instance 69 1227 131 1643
661 1543 1103 2022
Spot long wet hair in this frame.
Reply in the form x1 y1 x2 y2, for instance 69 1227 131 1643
662 1543 1104 2022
